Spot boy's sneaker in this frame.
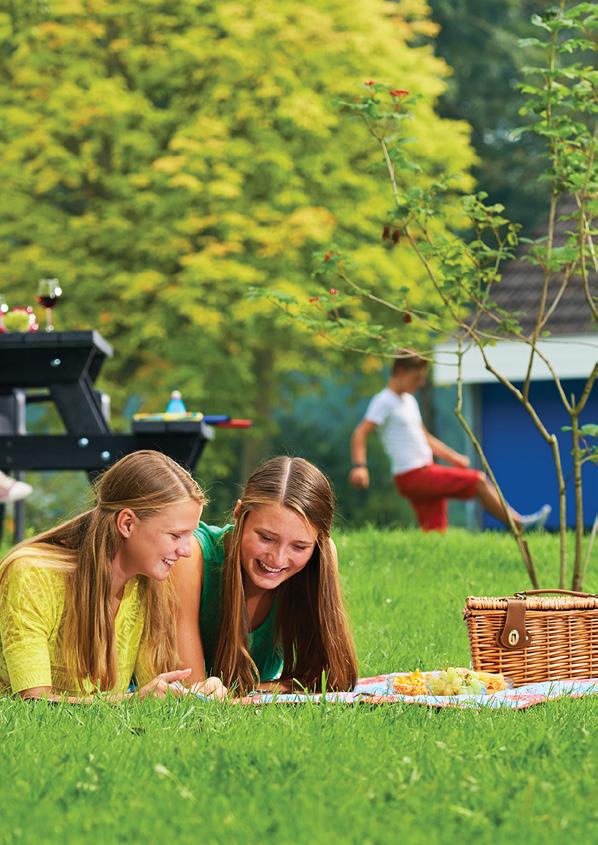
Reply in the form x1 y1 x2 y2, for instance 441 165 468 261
519 504 551 532
0 472 33 504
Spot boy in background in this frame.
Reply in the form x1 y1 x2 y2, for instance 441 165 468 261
349 349 550 532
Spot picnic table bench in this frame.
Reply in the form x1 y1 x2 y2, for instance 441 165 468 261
0 331 215 542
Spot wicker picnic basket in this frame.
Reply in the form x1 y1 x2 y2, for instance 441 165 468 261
464 590 598 687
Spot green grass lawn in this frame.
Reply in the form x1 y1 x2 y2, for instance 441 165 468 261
1 529 596 845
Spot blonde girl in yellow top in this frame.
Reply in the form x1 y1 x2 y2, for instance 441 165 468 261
0 450 224 702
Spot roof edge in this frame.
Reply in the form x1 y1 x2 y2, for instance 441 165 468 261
434 333 597 385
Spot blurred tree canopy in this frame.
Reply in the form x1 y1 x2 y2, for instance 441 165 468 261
0 0 475 521
429 0 552 232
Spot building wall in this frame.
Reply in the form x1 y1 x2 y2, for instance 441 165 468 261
480 378 597 529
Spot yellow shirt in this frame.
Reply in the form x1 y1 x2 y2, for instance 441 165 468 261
0 556 153 696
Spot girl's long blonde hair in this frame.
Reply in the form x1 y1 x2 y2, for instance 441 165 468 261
213 456 358 693
0 450 205 691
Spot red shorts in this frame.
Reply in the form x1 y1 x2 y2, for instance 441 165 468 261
394 464 483 532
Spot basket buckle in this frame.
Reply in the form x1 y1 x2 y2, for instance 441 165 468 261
498 598 532 651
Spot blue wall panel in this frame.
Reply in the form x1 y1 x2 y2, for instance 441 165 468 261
481 379 597 530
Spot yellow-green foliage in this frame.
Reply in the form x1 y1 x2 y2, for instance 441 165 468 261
0 0 474 475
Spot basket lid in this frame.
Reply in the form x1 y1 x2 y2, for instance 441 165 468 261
466 592 598 611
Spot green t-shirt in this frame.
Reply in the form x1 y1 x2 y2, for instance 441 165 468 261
193 522 283 682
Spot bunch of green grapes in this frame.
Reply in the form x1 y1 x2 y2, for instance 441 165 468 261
427 668 485 696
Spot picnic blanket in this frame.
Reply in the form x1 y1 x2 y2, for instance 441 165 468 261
238 673 598 709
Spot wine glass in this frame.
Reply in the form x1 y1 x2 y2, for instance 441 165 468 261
36 278 62 332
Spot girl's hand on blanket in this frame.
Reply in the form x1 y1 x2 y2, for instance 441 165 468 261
137 668 193 699
191 676 228 700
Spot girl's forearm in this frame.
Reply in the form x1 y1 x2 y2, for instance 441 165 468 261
22 691 97 704
21 688 130 704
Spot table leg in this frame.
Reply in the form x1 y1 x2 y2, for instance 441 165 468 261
13 498 24 545
0 498 25 546
50 379 110 434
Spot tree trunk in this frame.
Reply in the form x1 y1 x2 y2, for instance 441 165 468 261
454 354 540 588
548 434 568 589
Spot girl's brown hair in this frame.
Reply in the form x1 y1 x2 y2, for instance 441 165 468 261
213 456 358 693
0 450 205 691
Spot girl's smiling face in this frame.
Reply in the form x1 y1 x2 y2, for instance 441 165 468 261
116 499 203 582
238 502 318 592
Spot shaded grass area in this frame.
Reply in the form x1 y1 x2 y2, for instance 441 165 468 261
1 529 596 844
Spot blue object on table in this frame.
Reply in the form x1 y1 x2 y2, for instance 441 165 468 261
203 415 230 425
166 390 186 414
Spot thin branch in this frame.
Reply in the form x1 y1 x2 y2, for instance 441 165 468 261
570 407 585 589
517 338 572 413
334 266 448 335
475 343 569 585
580 515 598 588
455 344 539 587
378 137 468 329
476 346 553 442
523 21 561 404
466 230 514 337
575 179 598 320
538 263 576 333
576 129 597 272
523 192 559 402
334 269 406 315
572 362 598 417
379 137 402 208
318 325 438 363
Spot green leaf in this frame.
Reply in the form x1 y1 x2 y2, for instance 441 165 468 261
518 37 545 48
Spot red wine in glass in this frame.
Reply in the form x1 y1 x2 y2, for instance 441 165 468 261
37 278 62 331
37 294 61 309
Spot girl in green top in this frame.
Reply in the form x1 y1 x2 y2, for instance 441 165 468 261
0 450 224 702
174 456 358 693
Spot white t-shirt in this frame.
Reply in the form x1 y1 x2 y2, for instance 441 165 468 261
365 387 432 475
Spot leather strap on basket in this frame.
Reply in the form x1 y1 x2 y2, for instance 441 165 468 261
498 598 532 651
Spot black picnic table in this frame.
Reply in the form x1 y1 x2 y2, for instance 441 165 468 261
0 330 214 542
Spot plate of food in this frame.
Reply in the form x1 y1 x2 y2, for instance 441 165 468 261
389 667 510 697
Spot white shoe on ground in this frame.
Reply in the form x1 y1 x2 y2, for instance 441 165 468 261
519 504 551 532
0 472 33 504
